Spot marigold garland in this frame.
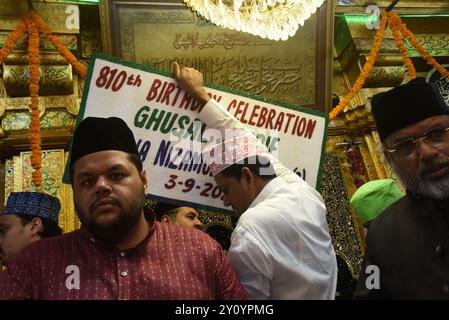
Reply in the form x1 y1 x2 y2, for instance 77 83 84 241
0 21 27 62
25 16 43 187
392 12 449 80
31 11 87 79
329 12 388 121
0 10 87 187
330 11 449 121
388 12 416 80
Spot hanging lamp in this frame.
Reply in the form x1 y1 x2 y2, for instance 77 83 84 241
183 0 327 41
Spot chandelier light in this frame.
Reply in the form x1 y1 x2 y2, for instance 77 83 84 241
183 0 327 41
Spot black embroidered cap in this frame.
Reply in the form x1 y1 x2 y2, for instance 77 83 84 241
69 117 139 178
371 77 449 141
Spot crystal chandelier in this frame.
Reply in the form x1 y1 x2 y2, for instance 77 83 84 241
183 0 327 41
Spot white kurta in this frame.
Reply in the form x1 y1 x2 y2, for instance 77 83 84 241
199 99 337 300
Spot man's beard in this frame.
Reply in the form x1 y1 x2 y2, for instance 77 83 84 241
75 187 146 241
390 156 449 200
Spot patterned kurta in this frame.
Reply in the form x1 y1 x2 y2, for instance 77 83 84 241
0 217 248 300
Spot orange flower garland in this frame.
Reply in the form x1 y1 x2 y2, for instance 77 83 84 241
393 12 449 80
31 11 87 79
330 11 449 121
329 12 388 121
25 16 43 187
0 21 27 62
388 12 416 80
1 10 88 186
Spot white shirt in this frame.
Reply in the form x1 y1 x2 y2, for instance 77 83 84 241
199 99 337 300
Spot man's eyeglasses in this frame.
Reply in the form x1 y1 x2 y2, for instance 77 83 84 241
384 126 449 159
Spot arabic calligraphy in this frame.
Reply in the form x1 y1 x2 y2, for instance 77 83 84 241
119 5 317 107
3 65 73 97
145 56 302 97
132 10 194 24
426 64 449 106
434 77 449 105
173 32 273 50
405 35 449 57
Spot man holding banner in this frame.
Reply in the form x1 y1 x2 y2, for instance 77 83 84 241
174 63 337 300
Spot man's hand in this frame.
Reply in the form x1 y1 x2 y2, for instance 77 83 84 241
173 62 211 107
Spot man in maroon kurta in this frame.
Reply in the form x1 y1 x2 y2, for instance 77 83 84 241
0 117 248 300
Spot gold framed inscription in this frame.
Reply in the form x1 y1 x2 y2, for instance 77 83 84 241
99 0 333 112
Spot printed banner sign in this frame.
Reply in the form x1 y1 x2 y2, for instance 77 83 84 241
71 53 328 210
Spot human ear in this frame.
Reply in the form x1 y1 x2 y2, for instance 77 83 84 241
141 170 148 191
161 216 170 224
241 167 254 185
29 218 43 236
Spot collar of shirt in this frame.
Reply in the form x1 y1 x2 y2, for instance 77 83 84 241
248 176 285 210
77 208 156 256
406 189 424 202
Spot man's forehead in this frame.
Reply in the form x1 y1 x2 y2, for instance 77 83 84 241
0 214 19 224
214 173 235 184
386 114 449 142
74 150 132 171
76 149 130 161
179 207 199 215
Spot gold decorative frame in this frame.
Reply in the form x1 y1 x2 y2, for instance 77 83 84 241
99 0 334 112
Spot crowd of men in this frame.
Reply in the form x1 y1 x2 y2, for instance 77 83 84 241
1 64 449 300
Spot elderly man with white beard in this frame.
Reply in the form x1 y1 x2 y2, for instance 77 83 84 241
354 78 449 299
